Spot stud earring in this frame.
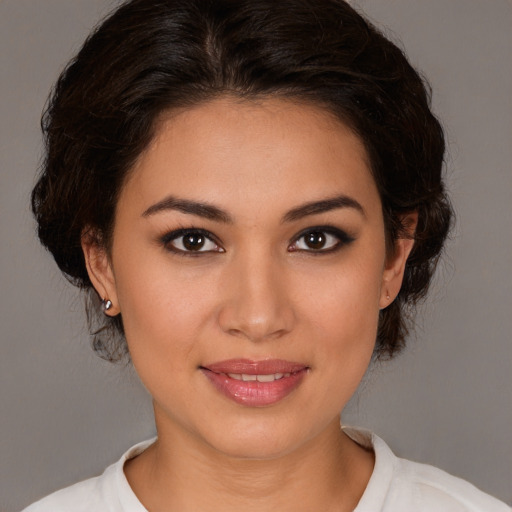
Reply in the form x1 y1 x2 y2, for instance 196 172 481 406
101 299 113 313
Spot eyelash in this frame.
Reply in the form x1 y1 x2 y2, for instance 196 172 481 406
289 226 355 254
160 228 224 256
159 226 355 256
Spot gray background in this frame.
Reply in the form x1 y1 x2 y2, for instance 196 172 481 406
1 0 510 510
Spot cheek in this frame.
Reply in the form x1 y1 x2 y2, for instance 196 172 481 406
298 251 383 337
113 262 224 413
311 280 380 365
111 248 221 365
295 250 384 396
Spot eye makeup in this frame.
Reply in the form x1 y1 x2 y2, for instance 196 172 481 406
158 224 356 257
288 225 356 255
159 227 224 256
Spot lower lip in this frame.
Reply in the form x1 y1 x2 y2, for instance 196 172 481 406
201 369 307 407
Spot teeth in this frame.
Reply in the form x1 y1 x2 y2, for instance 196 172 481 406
226 373 291 382
256 374 275 382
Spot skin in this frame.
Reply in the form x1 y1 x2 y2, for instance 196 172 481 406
83 97 416 511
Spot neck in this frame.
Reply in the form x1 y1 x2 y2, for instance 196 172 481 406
124 413 374 512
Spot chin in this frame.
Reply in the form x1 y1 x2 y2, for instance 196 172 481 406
209 434 299 461
198 413 319 461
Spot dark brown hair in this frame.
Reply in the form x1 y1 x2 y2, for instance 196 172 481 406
32 0 453 361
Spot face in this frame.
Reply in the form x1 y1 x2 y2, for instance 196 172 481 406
85 97 411 460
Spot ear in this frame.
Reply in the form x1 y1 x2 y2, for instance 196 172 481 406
379 212 418 309
81 229 120 316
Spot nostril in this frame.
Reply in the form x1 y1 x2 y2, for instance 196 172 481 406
223 325 290 343
216 274 296 341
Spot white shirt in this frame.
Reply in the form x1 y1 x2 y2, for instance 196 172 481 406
22 428 510 511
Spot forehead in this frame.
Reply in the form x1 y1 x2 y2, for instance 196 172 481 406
122 96 380 219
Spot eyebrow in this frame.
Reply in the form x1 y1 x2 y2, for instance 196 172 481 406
282 194 365 222
141 193 365 223
142 196 233 223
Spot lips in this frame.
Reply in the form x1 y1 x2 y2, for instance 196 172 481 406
201 359 309 407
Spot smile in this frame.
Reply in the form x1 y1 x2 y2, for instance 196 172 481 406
201 359 309 407
226 372 291 382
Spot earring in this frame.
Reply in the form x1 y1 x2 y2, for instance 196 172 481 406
386 293 390 301
101 299 113 313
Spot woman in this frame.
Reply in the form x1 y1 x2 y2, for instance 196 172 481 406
23 0 509 510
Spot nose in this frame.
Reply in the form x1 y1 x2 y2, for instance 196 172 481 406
217 251 295 343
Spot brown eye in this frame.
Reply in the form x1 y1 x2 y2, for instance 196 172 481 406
183 233 206 251
162 229 223 254
289 227 353 253
304 231 327 250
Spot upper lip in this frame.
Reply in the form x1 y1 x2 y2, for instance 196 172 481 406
202 359 308 375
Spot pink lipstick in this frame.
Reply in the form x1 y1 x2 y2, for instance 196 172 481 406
200 359 308 407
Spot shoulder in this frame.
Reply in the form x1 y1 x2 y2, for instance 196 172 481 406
390 456 510 512
21 438 155 512
344 427 510 512
21 473 108 512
